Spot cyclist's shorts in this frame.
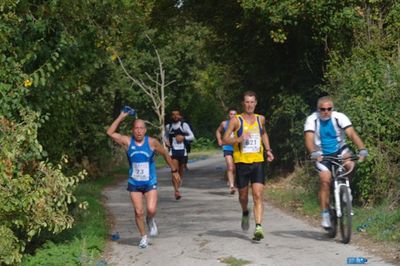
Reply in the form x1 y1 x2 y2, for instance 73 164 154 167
127 183 157 193
316 145 352 172
223 150 233 157
235 162 265 189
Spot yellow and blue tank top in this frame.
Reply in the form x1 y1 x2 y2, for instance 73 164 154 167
223 119 234 152
127 136 157 186
233 114 264 163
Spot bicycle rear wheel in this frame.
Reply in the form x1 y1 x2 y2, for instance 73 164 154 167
339 186 352 244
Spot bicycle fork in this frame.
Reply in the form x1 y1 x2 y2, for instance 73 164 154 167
334 181 354 217
334 180 342 217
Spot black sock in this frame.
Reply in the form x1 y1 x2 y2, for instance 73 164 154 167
256 223 261 227
243 210 249 216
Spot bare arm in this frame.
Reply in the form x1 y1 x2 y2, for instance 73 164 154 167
345 127 366 150
106 112 131 150
150 137 181 179
222 117 241 145
260 116 274 162
215 121 225 146
304 131 316 153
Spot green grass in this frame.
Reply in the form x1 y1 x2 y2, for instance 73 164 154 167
265 178 400 245
21 178 113 266
21 149 219 265
218 256 252 266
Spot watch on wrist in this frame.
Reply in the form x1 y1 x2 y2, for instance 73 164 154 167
171 169 178 173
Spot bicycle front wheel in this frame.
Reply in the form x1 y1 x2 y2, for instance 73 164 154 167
339 185 352 244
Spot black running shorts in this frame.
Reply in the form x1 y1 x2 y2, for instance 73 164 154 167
235 162 265 189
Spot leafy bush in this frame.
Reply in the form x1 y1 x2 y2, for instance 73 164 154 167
0 111 86 265
323 47 400 205
191 137 216 151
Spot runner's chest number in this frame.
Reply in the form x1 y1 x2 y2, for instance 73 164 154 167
131 162 150 181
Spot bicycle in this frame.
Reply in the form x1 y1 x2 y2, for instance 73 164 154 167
321 154 359 244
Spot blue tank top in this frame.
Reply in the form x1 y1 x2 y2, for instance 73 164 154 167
127 136 157 186
222 119 234 152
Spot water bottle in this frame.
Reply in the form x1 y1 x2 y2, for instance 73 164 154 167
347 257 368 264
121 106 136 116
111 232 120 241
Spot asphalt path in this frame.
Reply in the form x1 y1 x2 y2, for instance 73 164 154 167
103 154 394 266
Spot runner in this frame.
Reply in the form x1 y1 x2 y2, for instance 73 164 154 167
164 109 195 200
223 91 274 241
107 110 180 248
216 108 237 194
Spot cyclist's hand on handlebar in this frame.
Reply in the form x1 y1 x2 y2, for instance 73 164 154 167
310 151 323 161
358 148 368 162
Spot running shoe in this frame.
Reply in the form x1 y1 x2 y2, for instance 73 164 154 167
253 225 264 241
241 211 250 231
321 210 332 229
138 235 148 249
146 217 158 237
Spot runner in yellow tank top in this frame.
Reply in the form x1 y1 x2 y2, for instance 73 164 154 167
222 91 274 241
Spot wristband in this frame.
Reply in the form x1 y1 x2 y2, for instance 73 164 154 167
171 169 178 173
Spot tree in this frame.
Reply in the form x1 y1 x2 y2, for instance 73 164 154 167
115 36 174 142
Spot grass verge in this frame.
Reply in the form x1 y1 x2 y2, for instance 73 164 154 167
265 174 400 262
21 176 113 266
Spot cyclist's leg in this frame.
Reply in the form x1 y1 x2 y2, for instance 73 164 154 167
319 170 331 210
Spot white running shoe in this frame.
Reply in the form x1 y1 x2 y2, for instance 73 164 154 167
147 217 158 237
139 235 148 249
321 211 332 229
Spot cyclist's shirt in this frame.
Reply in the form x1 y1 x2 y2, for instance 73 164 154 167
304 111 352 154
233 114 264 163
127 136 157 186
222 119 234 152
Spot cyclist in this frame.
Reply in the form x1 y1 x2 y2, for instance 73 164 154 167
304 96 368 229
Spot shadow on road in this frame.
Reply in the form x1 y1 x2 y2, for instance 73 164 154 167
270 230 332 242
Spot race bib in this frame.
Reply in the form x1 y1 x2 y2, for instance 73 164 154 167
131 162 150 181
172 137 185 150
242 133 261 153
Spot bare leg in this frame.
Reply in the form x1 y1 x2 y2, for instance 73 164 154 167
225 155 236 194
238 186 249 212
319 171 331 210
144 189 158 218
251 183 265 224
130 192 146 236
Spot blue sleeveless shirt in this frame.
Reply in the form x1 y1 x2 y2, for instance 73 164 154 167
127 136 157 186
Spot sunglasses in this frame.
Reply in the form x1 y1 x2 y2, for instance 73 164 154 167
319 107 333 112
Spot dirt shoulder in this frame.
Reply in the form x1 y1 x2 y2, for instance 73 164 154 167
265 175 400 265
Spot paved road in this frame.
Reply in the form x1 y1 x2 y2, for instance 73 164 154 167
103 155 394 266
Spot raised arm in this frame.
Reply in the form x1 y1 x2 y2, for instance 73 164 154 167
106 112 131 150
